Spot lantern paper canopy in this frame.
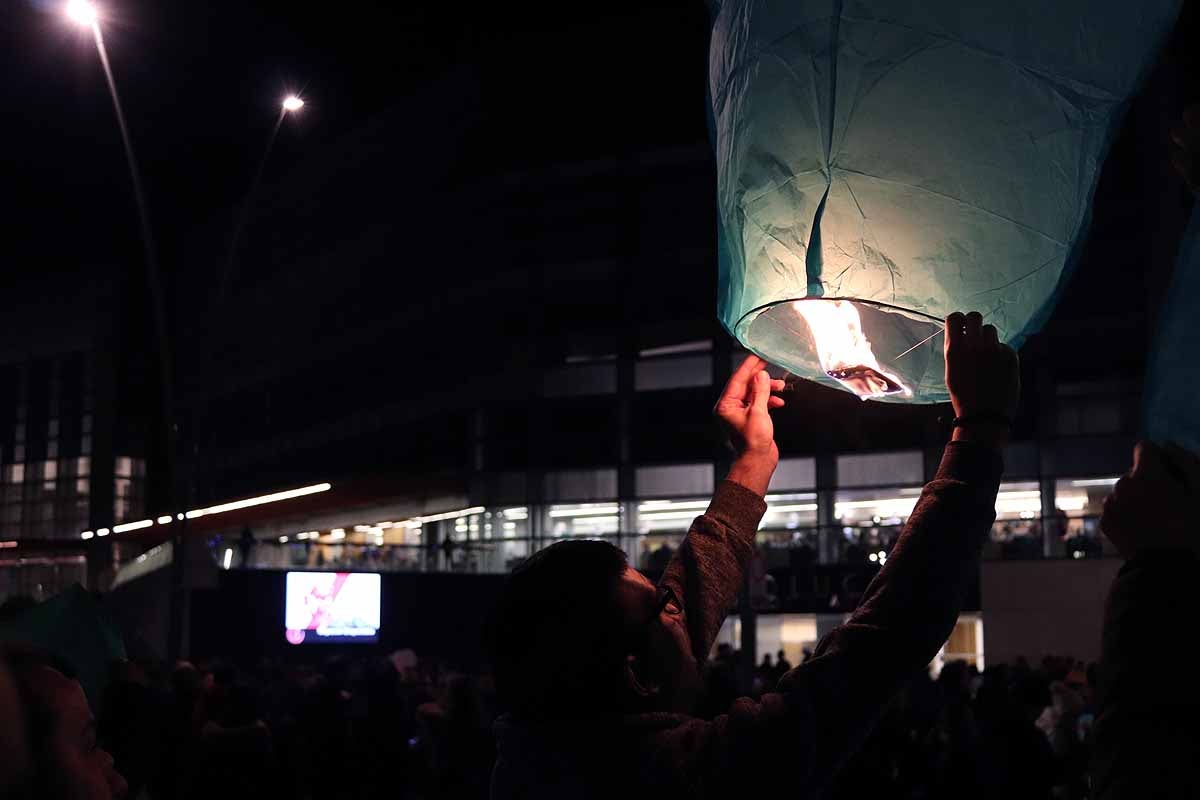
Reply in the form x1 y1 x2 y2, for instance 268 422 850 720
710 0 1181 402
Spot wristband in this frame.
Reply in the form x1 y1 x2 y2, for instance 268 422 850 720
952 412 1013 430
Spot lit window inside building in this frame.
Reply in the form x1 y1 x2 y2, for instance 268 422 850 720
545 502 621 539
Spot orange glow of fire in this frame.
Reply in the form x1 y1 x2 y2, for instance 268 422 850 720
792 300 912 400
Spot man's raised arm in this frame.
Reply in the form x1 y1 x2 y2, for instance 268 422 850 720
661 312 1018 796
659 355 785 663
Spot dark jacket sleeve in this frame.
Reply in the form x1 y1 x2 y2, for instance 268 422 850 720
655 441 1002 796
1090 552 1200 800
659 480 766 663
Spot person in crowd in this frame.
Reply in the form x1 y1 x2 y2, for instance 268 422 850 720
489 311 1018 798
1089 439 1200 798
757 652 774 678
774 648 793 683
236 527 256 569
1089 102 1200 799
415 674 496 800
0 644 129 800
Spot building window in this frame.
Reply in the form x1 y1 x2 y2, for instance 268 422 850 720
541 363 617 397
634 354 712 391
542 468 618 502
834 485 922 561
772 458 817 492
635 464 712 498
467 507 531 573
759 493 819 540
1054 476 1118 558
836 451 923 488
544 502 621 539
987 482 1044 559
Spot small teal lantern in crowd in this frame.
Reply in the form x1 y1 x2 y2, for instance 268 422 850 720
710 0 1180 402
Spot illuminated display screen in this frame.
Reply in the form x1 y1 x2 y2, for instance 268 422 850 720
284 571 380 644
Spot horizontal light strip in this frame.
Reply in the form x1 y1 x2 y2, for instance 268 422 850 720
638 340 712 358
764 503 818 514
835 498 918 511
996 490 1042 500
1070 477 1119 487
113 519 153 533
412 506 486 524
549 506 620 518
84 483 332 540
638 500 709 511
185 483 331 520
0 541 17 549
637 510 705 522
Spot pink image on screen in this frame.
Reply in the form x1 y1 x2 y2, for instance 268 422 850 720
302 572 351 630
285 628 306 645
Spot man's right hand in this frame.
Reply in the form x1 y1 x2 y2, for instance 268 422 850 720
944 311 1020 447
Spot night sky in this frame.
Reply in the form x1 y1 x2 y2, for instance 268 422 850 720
3 1 1197 350
3 2 711 284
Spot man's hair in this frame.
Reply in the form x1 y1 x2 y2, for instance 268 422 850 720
489 539 631 720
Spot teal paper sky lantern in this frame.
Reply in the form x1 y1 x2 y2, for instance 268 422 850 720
1145 207 1200 455
710 0 1180 402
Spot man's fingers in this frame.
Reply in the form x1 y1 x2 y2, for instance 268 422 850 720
767 396 786 409
945 312 966 349
722 355 766 403
982 324 1000 347
748 370 770 413
1131 441 1148 475
769 378 786 392
965 311 983 338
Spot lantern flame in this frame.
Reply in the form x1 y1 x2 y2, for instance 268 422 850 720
793 300 912 400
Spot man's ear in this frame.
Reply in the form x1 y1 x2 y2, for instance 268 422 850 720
623 654 660 699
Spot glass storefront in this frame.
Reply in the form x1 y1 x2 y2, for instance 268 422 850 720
210 469 1125 575
988 481 1044 559
833 486 920 562
1055 477 1119 558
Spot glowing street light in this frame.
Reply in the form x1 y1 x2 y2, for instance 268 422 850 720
65 0 98 26
282 94 305 113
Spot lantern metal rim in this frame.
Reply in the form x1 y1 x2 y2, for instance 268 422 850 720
734 296 944 333
733 296 948 404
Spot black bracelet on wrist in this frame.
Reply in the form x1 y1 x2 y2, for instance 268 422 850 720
951 412 1013 430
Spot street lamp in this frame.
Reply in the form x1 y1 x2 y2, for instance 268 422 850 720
65 0 98 27
282 94 305 113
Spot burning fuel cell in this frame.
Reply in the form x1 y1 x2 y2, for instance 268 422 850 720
792 300 911 400
709 0 1180 403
